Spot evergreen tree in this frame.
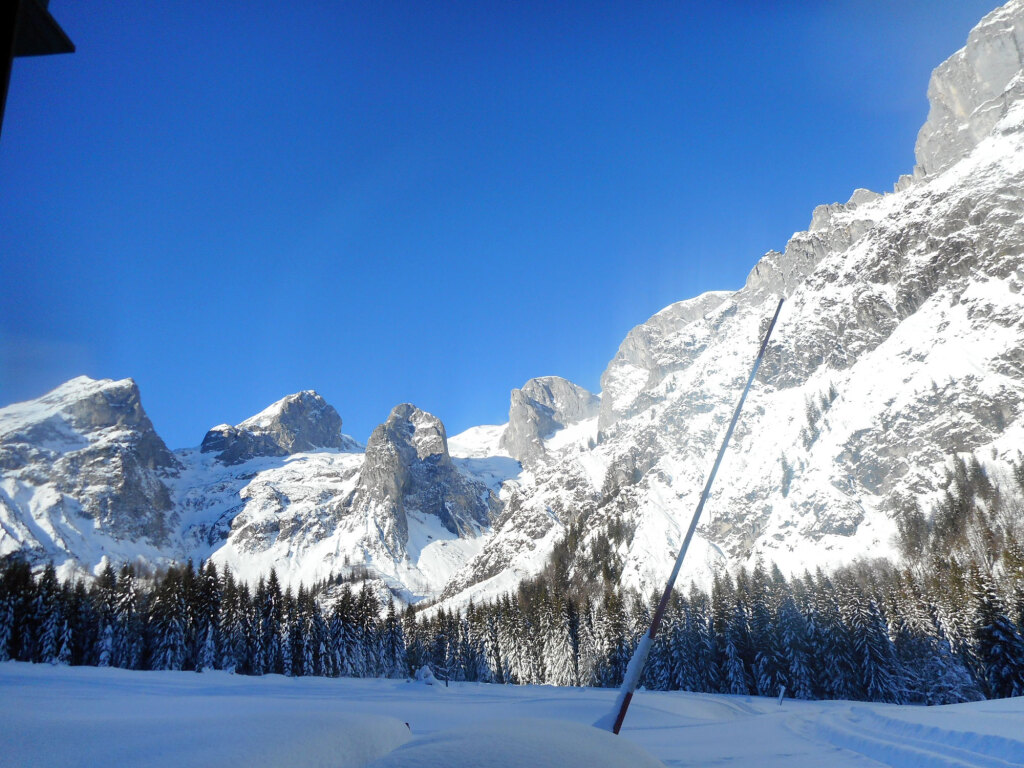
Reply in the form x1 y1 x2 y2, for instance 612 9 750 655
720 603 751 695
542 593 576 687
687 586 719 693
970 568 1024 698
0 557 33 661
97 622 114 668
308 597 330 678
150 568 187 671
217 570 246 673
748 564 786 697
810 572 857 699
497 597 525 684
645 601 675 692
114 564 143 669
280 623 293 677
577 597 599 688
777 592 813 700
69 580 97 666
0 595 13 662
840 578 907 703
328 603 349 677
54 619 73 666
262 570 284 674
382 600 407 678
34 563 60 664
482 611 504 684
356 583 383 677
402 605 425 677
198 623 217 672
594 588 629 688
93 562 118 661
193 561 222 669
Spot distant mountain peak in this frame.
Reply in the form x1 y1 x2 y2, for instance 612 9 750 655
915 0 1024 176
0 375 178 558
201 390 348 464
500 376 600 463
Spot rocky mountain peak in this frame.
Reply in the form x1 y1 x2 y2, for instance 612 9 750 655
915 0 1024 176
362 404 452 491
382 402 450 462
355 404 493 555
0 376 178 554
0 376 177 471
597 292 731 432
200 390 345 464
499 376 600 463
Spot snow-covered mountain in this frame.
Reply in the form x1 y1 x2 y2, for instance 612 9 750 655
0 376 514 599
437 0 1024 605
0 377 181 565
3 1 1024 605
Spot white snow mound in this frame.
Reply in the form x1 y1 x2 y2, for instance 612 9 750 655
365 717 666 768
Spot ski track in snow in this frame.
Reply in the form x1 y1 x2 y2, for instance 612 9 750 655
2 662 1023 768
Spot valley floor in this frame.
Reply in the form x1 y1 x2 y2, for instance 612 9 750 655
0 662 1022 767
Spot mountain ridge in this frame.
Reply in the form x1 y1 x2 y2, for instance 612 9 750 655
3 1 1024 609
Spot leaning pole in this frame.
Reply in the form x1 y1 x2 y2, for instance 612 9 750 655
597 297 784 735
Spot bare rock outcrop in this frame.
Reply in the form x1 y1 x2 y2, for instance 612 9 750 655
201 391 347 464
351 404 497 555
915 0 1024 176
499 376 600 462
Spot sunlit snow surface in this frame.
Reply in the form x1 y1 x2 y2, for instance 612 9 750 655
2 663 1023 768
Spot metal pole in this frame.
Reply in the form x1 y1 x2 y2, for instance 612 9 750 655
601 297 784 734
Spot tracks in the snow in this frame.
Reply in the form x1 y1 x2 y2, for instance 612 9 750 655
800 706 1024 768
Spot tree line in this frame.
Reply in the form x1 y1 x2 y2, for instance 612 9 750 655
0 559 407 679
2 551 1021 702
419 554 1023 703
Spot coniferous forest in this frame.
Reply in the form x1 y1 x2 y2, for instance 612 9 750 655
1 457 1023 703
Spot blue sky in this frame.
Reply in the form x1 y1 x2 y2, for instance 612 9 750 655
0 1 998 448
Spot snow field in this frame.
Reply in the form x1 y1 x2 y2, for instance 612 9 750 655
2 662 1023 767
367 718 666 768
0 663 412 768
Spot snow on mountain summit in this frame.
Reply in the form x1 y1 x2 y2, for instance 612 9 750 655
0 376 179 571
200 390 358 464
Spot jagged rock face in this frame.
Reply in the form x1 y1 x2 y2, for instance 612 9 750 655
183 402 498 600
201 391 345 464
355 404 496 555
915 1 1024 176
599 292 731 432
0 377 179 557
500 377 600 462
